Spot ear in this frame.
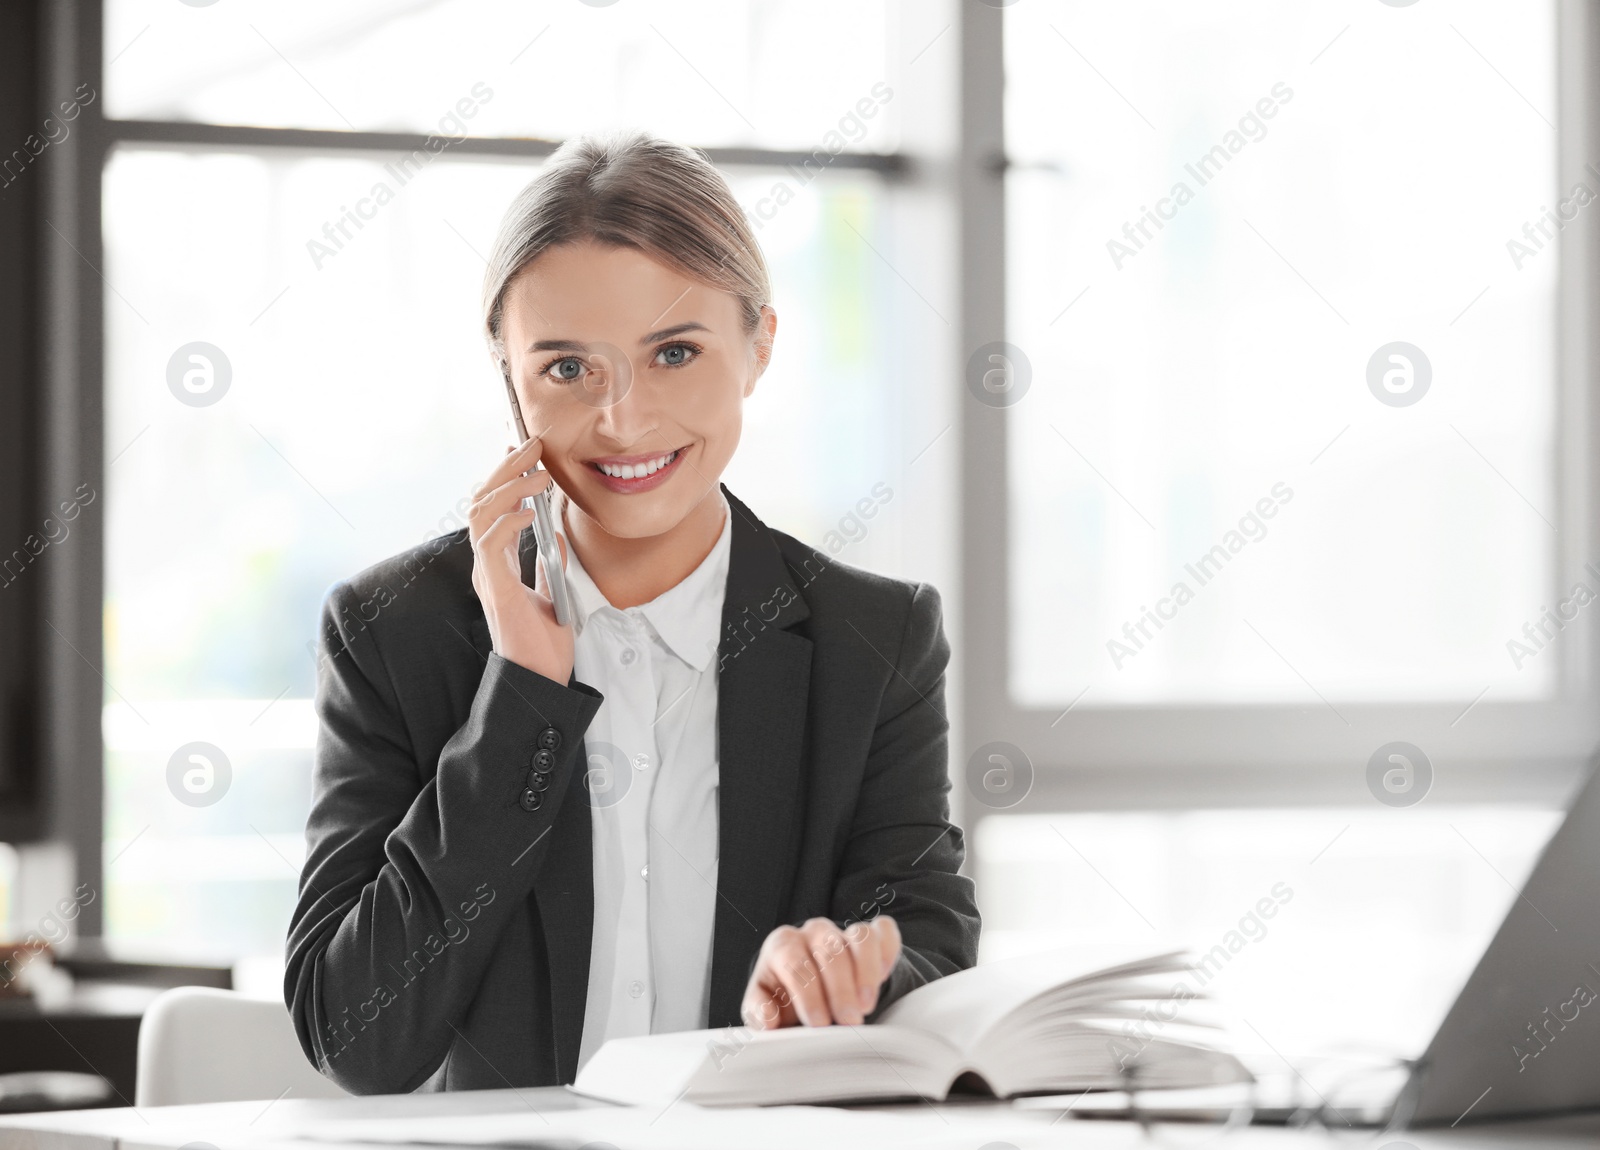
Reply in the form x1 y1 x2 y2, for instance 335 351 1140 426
744 305 778 398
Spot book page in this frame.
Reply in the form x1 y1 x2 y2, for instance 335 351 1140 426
878 944 1189 1055
575 1024 961 1107
575 1028 751 1106
685 1024 960 1105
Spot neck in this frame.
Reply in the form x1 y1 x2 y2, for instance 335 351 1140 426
562 486 728 609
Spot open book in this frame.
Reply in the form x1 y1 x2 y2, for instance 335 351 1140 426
572 945 1252 1107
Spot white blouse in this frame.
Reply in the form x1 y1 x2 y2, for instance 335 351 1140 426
564 491 732 1071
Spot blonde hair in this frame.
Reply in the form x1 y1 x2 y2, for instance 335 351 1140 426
482 130 771 383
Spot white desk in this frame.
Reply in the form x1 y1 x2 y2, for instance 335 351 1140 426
1 1089 1598 1150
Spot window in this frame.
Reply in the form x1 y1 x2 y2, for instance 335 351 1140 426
42 1 1589 1040
97 0 943 959
976 805 1564 1060
963 0 1599 800
958 0 1593 1063
1006 1 1560 707
104 0 896 150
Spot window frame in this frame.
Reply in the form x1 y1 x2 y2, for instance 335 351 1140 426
955 0 1600 818
42 0 1597 944
41 0 941 938
0 1 45 847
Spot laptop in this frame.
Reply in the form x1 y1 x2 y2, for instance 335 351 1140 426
1392 754 1600 1128
1047 756 1600 1130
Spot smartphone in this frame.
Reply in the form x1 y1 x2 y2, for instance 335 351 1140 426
503 380 574 627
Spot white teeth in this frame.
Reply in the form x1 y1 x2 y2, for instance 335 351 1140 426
598 450 677 479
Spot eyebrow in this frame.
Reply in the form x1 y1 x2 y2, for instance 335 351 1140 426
525 321 710 354
640 321 710 344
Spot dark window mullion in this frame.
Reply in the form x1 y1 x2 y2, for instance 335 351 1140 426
103 118 910 178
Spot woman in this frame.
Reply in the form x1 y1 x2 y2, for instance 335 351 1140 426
284 130 979 1094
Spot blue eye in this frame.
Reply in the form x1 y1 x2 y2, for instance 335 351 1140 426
655 342 699 367
549 356 584 382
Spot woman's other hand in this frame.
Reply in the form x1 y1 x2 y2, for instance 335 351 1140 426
468 437 575 684
740 915 902 1030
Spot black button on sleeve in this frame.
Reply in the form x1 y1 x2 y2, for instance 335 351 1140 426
537 727 562 752
532 748 555 772
518 788 543 812
527 769 552 792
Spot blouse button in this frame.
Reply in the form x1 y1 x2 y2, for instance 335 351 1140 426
620 647 637 665
628 980 644 998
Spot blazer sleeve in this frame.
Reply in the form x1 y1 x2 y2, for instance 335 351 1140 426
829 581 981 1018
283 579 602 1094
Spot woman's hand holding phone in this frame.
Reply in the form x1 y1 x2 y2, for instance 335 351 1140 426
468 436 575 685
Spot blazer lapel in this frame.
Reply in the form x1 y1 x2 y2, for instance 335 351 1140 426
468 507 811 1051
706 486 814 1026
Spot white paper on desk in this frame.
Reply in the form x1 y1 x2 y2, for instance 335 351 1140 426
270 1100 1012 1150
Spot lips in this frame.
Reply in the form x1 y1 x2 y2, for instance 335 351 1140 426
586 445 689 494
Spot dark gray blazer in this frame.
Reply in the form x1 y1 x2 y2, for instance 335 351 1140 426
284 485 979 1094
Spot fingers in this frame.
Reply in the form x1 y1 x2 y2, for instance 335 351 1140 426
767 927 832 1027
740 976 795 1032
483 434 544 493
877 914 902 963
740 926 824 1029
481 507 537 555
740 917 904 1031
842 921 884 1015
469 436 546 536
871 916 901 1003
805 921 864 1026
468 469 550 548
841 917 900 1016
476 507 539 585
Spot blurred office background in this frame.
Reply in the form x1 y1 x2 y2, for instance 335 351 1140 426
0 0 1593 1099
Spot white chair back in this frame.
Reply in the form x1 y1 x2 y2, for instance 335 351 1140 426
135 986 349 1106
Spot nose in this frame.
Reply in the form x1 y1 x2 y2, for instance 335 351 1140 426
590 351 653 445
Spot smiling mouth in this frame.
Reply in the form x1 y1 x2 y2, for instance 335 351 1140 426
589 448 682 480
585 445 690 493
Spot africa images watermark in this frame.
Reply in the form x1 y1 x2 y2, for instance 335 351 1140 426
0 483 97 590
818 481 893 555
0 883 98 993
1106 482 1294 670
717 549 830 675
319 882 497 1066
306 492 490 672
743 81 893 231
1514 974 1600 1073
0 82 95 191
1504 562 1600 670
1106 81 1295 271
1505 161 1600 272
1108 882 1294 1071
305 81 495 271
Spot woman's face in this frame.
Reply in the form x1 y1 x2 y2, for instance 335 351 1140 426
500 239 773 541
